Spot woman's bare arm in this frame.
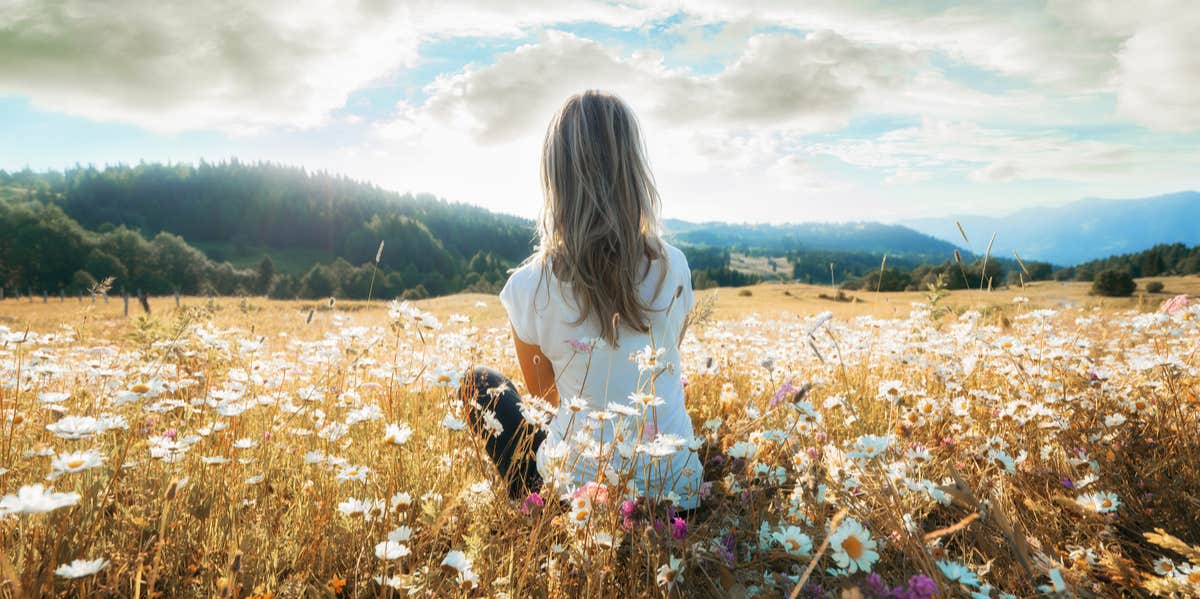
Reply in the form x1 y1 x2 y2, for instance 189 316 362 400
511 325 559 406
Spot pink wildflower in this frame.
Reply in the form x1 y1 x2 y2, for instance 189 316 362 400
1160 294 1191 315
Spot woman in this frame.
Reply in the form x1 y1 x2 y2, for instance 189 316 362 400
460 90 703 513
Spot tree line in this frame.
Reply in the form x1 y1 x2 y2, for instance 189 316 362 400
1 162 530 299
1055 243 1200 282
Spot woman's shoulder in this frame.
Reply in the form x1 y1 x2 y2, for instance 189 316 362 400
502 254 551 298
661 241 690 275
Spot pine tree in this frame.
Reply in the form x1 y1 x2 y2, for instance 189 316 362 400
256 255 276 295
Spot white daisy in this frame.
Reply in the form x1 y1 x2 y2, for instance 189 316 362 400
656 555 683 589
937 559 980 587
45 415 101 440
335 465 371 483
1076 491 1120 514
47 449 105 479
773 526 813 557
383 422 413 445
481 410 504 437
54 558 108 579
829 517 879 574
375 540 411 560
0 484 81 515
627 392 664 410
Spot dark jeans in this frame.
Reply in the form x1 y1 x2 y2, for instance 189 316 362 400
460 366 705 521
459 365 546 499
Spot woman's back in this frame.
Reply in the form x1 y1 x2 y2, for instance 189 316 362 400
500 242 703 508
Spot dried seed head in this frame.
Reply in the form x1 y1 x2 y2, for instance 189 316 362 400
165 477 180 500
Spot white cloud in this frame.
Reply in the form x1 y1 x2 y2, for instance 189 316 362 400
1114 7 1200 131
0 0 423 133
416 29 920 145
0 0 667 133
810 119 1193 185
884 168 931 185
420 31 657 144
655 0 1200 132
4 0 1197 136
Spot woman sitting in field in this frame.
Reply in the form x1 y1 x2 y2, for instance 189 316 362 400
459 90 703 515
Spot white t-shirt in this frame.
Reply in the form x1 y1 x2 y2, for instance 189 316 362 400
499 241 703 509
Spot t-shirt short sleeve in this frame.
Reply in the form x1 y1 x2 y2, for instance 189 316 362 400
499 265 541 346
674 246 695 316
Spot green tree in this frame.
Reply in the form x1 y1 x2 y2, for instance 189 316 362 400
1091 269 1136 297
256 255 276 295
299 264 337 299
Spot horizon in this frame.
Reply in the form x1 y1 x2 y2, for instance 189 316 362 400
3 1 1200 222
6 158 1196 227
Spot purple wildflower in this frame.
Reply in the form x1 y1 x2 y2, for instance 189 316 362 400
717 532 737 566
670 516 688 540
863 573 887 597
619 499 639 531
770 380 795 408
521 492 544 515
900 574 938 599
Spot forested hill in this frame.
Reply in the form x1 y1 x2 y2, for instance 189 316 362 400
1 162 535 298
53 162 534 265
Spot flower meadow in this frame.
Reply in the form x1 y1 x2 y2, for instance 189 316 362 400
2 291 1200 598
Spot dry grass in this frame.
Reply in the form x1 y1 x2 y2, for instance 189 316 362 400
2 278 1199 597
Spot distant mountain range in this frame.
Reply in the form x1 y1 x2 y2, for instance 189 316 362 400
664 219 962 262
901 191 1200 266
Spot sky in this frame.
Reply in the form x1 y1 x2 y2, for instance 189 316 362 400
1 0 1199 223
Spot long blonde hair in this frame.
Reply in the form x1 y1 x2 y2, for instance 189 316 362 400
535 90 668 345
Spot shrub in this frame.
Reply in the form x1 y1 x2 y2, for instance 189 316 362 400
856 268 912 292
1091 269 1136 297
1146 281 1165 293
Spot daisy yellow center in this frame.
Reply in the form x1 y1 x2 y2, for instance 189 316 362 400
1188 571 1200 584
785 539 799 551
1101 499 1113 509
921 404 933 414
131 383 150 394
437 374 452 383
572 509 589 522
66 458 86 469
841 535 864 560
